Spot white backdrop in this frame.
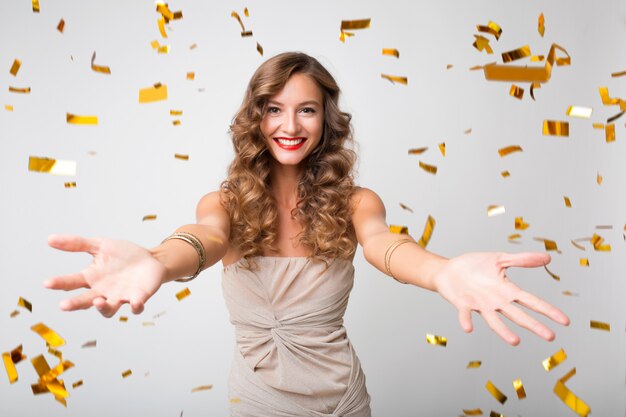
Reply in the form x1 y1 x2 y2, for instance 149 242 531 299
1 0 625 416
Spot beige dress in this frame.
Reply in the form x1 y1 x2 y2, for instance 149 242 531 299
222 256 371 417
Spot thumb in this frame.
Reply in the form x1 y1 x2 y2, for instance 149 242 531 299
499 252 551 269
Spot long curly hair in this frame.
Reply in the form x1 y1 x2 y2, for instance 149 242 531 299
221 52 357 266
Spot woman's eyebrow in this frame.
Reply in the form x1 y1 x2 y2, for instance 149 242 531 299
267 100 321 107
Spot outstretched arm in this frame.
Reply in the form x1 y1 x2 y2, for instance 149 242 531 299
351 187 569 345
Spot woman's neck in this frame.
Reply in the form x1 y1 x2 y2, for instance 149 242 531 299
270 163 303 208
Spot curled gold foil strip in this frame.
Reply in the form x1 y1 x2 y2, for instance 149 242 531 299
564 196 572 207
502 45 531 63
382 48 399 58
175 153 189 160
542 348 567 371
57 19 65 33
484 43 570 83
256 42 263 56
18 296 32 312
530 55 545 62
476 21 502 40
81 340 96 348
122 369 132 378
72 380 83 389
142 214 157 221
158 17 167 38
485 380 507 404
418 215 435 248
399 203 413 213
498 145 523 157
591 233 610 251
605 124 615 142
29 156 77 176
463 408 483 415
467 361 482 369
501 171 510 178
176 287 191 301
426 334 447 347
469 65 484 71
418 161 437 174
139 83 168 103
579 258 589 266
606 110 624 123
538 13 545 37
589 320 610 331
31 323 65 347
32 0 40 12
438 142 446 156
340 18 371 31
231 11 246 32
9 86 31 93
543 264 560 281
389 225 409 234
598 87 625 108
473 35 493 54
553 368 591 417
192 384 213 392
530 82 541 100
3 352 18 383
381 74 408 85
10 59 21 76
566 106 592 119
509 84 524 99
571 240 585 251
487 205 505 217
67 113 98 125
31 355 51 378
408 147 428 155
513 379 527 399
515 217 529 230
91 51 111 74
611 70 626 77
542 120 569 136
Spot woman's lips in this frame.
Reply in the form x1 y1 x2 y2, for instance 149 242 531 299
273 137 307 150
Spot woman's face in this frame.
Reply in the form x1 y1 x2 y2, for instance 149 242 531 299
260 73 324 167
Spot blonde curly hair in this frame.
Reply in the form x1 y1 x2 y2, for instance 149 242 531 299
221 52 357 266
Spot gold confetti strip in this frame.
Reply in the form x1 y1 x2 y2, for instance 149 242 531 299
231 11 246 32
5 104 13 111
189 43 197 50
438 142 446 156
71 380 83 389
10 59 21 76
426 334 447 347
175 153 189 160
243 7 249 17
485 380 507 404
3 352 18 383
446 64 453 69
469 65 485 71
418 161 437 174
191 384 213 392
170 109 183 116
502 45 531 63
139 83 168 103
514 217 529 230
571 240 585 250
592 123 604 129
542 348 567 371
467 361 482 369
590 320 610 332
566 106 592 119
229 397 241 404
463 409 483 416
18 296 32 312
487 205 505 217
142 321 155 326
598 87 625 108
186 72 195 80
543 264 560 281
389 225 409 234
606 110 624 123
158 17 167 38
64 182 76 188
381 74 408 85
150 40 170 54
90 51 111 75
509 84 524 99
477 21 502 40
418 215 435 249
530 82 541 100
508 233 522 241
119 316 128 322
498 145 523 157
241 30 253 37
538 13 545 37
473 35 493 54
340 18 371 31
595 225 612 229
553 368 591 417
382 48 399 58
176 287 191 301
32 0 40 12
10 310 20 318
513 379 527 400
81 340 96 348
256 42 264 56
142 214 157 221
122 369 132 378
501 171 510 178
530 55 545 62
399 203 413 213
596 172 602 185
579 258 589 266
156 1 182 23
591 233 611 251
611 70 626 77
9 86 31 94
484 43 570 83
12 346 27 365
605 124 615 143
464 128 472 134
489 412 504 417
31 323 65 348
543 120 569 137
562 290 579 297
57 19 65 33
408 147 428 155
67 112 98 125
534 237 559 252
564 196 571 207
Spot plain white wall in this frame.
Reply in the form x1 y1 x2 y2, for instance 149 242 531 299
1 0 625 416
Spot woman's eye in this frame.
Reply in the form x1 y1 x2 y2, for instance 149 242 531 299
301 107 316 114
267 107 280 114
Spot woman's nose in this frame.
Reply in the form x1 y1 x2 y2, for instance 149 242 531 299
283 112 299 135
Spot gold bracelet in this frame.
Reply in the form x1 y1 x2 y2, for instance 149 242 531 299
384 238 414 284
161 232 206 282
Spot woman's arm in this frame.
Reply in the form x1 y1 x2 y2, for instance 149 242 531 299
351 187 569 345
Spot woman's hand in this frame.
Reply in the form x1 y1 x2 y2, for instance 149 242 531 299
433 252 570 345
44 235 167 318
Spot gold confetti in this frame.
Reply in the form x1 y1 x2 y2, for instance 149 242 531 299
32 0 40 12
9 59 21 76
189 43 197 50
463 409 483 416
240 30 253 37
611 70 626 77
477 21 502 40
489 412 504 417
590 320 610 331
487 205 505 217
509 84 524 99
150 40 170 54
418 215 435 248
5 104 13 111
473 35 493 54
498 145 523 157
484 43 570 83
389 225 408 234
243 7 249 17
81 340 96 348
119 316 128 322
530 82 541 100
579 258 589 266
31 323 65 347
170 109 183 116
438 142 446 156
231 11 246 32
3 352 18 383
229 397 241 404
399 203 413 213
514 217 529 230
64 182 76 188
543 348 567 371
122 369 132 378
606 110 624 123
598 87 625 108
156 2 182 22
508 233 522 241
530 55 545 62
538 13 545 37
175 153 189 160
418 161 437 174
596 225 612 229
142 321 155 326
553 368 591 417
10 310 20 318
176 287 191 301
67 113 98 125
381 74 408 85
543 264 560 281
534 237 559 252
72 380 83 389
485 380 507 404
408 147 428 155
596 172 602 185
18 296 32 312
172 120 181 126
142 214 157 221
446 64 453 69
9 86 31 94
502 45 531 63
501 171 510 178
139 83 168 103
564 196 571 207
153 311 167 319
543 120 569 136
186 72 195 80
469 65 485 71
426 334 447 347
467 361 482 369
340 18 371 31
158 17 167 38
464 128 472 134
90 51 111 75
256 42 263 56
592 123 604 129
562 290 579 297
57 19 65 33
191 384 213 392
591 233 611 251
605 124 615 143
566 106 592 119
382 48 399 58
513 379 527 400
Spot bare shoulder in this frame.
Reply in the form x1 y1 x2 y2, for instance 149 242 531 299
350 186 386 215
195 191 230 228
350 187 388 245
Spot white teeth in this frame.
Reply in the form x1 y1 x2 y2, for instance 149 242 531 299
276 138 304 146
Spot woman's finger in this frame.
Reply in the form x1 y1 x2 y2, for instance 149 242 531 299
482 311 520 346
48 234 99 255
499 304 555 341
60 289 100 311
498 252 551 269
515 291 570 326
93 297 124 318
44 273 88 291
457 307 474 333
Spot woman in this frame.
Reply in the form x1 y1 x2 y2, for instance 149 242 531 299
45 52 569 416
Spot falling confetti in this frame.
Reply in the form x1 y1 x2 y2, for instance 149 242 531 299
426 334 447 347
67 113 98 125
18 296 32 312
389 225 409 234
589 320 610 331
543 348 567 371
485 380 507 404
382 48 400 58
513 379 527 400
381 74 408 85
543 120 569 136
176 287 191 301
553 368 591 416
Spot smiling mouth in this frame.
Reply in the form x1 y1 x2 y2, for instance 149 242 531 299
274 137 307 150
